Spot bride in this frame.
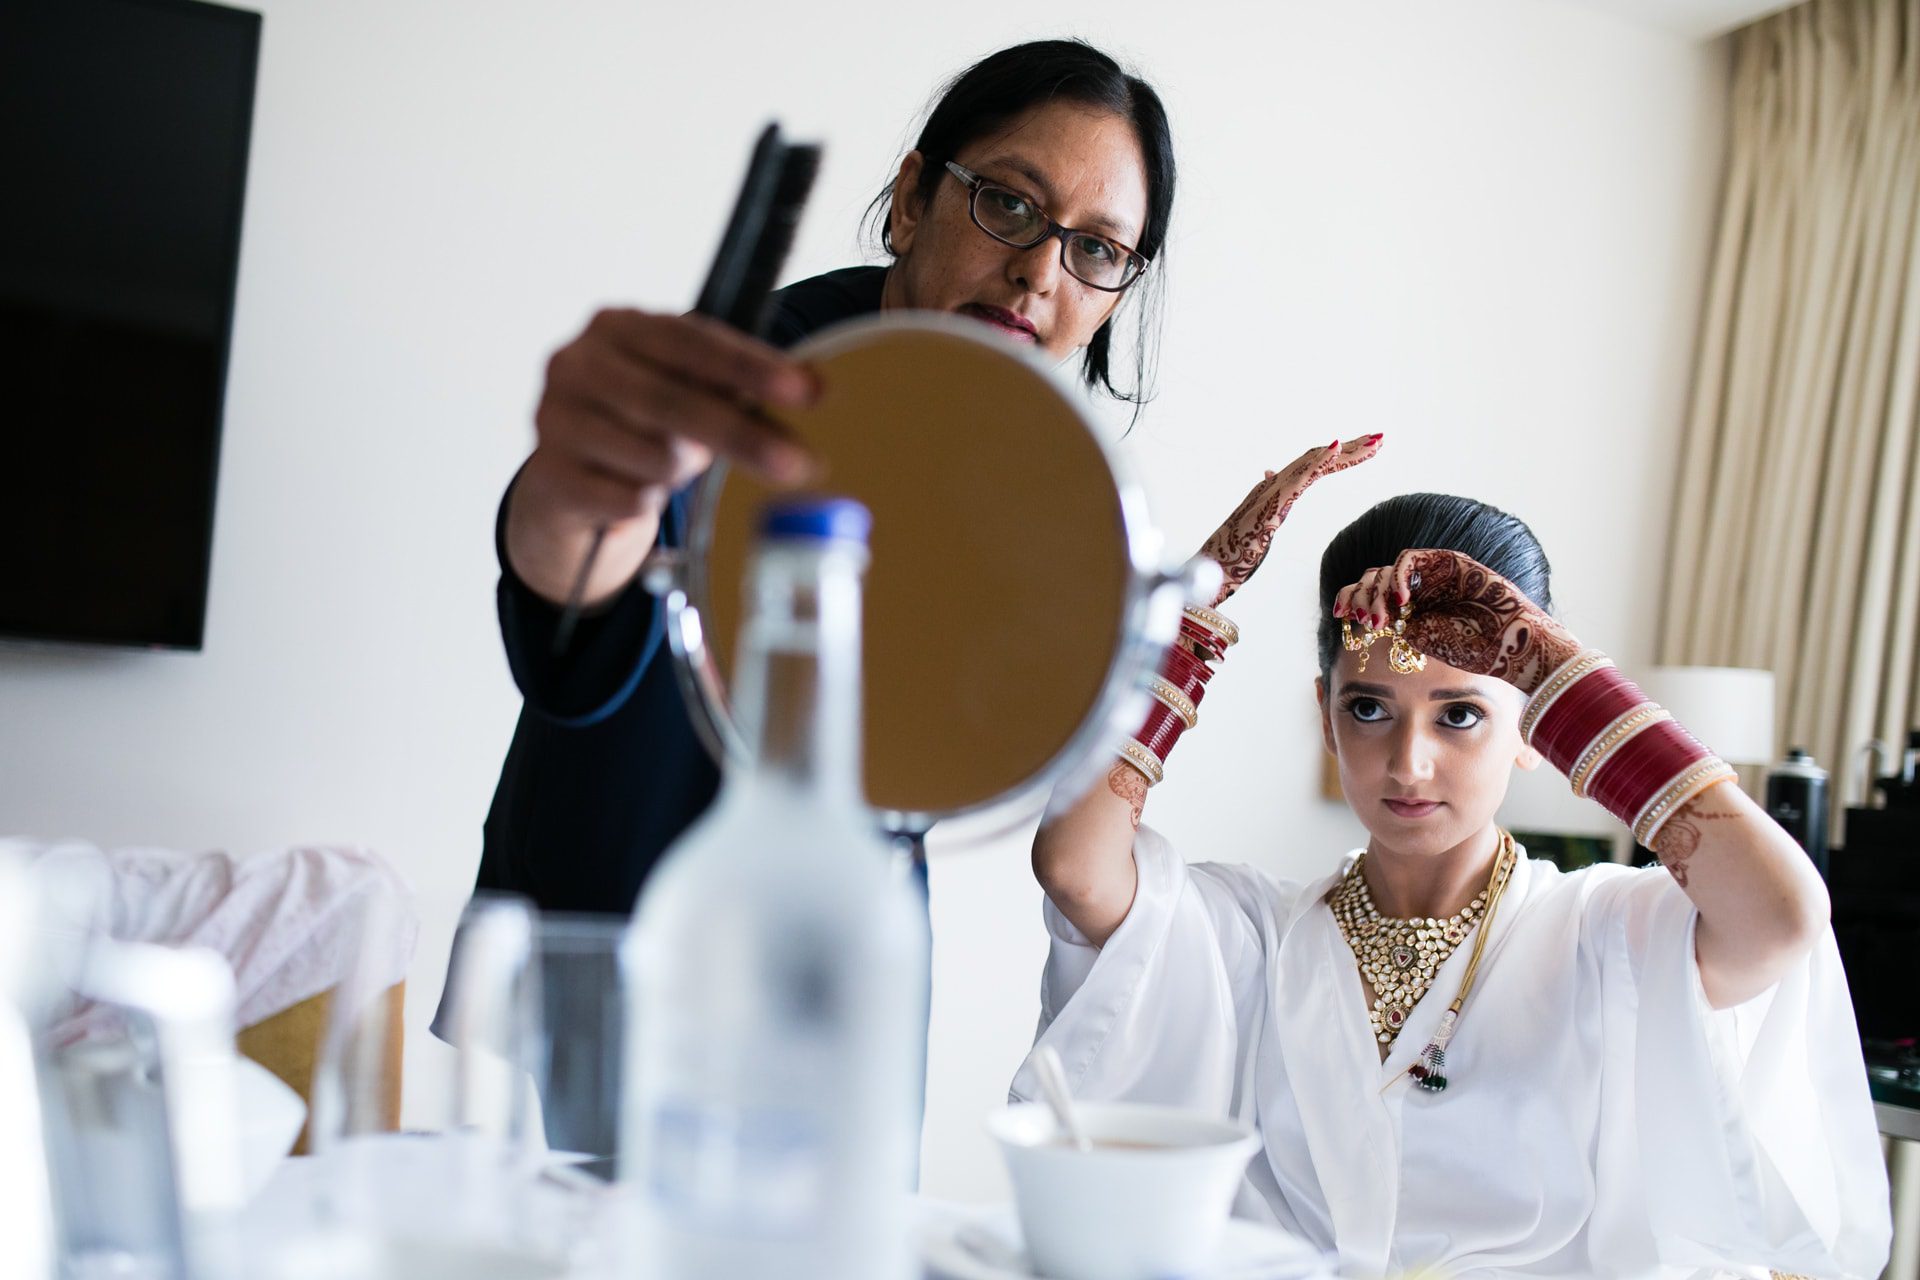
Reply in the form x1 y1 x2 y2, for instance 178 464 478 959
1018 440 1890 1278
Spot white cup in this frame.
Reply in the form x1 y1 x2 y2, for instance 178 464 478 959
989 1101 1259 1280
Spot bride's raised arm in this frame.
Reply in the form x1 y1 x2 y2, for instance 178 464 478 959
1032 434 1380 945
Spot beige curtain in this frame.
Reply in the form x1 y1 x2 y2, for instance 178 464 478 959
1661 0 1920 810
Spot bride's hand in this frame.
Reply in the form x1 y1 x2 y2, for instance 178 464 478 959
1333 548 1580 694
1199 435 1382 609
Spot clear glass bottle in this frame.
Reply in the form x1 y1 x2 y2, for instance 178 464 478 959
0 854 54 1280
623 498 928 1280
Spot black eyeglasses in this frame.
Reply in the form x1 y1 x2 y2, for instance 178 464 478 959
943 161 1148 293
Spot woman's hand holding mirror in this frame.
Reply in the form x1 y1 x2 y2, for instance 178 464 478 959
506 308 822 609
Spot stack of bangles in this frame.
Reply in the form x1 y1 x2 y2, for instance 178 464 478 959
1120 604 1239 787
1522 649 1738 846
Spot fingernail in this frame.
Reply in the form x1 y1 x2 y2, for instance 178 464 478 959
771 365 820 408
1327 438 1340 450
768 445 818 487
1366 433 1384 444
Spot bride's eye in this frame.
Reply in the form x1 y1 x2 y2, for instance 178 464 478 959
1439 703 1486 729
1345 697 1388 723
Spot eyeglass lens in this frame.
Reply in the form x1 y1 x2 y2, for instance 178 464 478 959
972 185 1136 290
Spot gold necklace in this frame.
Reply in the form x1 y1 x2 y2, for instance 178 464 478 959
1328 832 1517 1057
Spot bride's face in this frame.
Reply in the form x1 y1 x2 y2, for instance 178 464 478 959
1317 649 1541 858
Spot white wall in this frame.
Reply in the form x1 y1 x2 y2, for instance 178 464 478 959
0 0 1727 1203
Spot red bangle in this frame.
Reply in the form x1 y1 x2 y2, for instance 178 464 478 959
1180 603 1240 651
1534 669 1651 774
1137 700 1187 761
1588 720 1713 825
1118 739 1165 785
1127 617 1237 784
1536 670 1646 770
1523 652 1729 842
1178 615 1231 663
1159 646 1215 706
1134 663 1204 765
1587 720 1696 813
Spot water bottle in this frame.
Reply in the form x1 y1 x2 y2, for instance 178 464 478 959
1766 747 1830 879
623 497 928 1280
0 854 55 1280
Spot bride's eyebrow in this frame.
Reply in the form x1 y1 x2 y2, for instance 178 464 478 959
1339 682 1496 702
1339 681 1396 698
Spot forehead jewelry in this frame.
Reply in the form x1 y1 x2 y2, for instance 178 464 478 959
1342 601 1428 676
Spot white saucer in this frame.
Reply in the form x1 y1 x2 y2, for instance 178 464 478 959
919 1203 1335 1280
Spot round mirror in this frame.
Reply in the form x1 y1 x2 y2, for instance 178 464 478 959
662 313 1189 832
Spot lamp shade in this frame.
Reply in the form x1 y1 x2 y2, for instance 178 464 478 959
1636 666 1777 765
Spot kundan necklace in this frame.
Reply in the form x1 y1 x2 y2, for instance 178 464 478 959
1328 829 1518 1092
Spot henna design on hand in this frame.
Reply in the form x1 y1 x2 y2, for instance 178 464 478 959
1656 817 1701 888
1107 761 1148 829
1199 436 1382 609
1368 549 1579 694
1200 468 1296 607
1650 785 1739 890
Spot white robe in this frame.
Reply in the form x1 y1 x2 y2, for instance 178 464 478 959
1010 828 1891 1279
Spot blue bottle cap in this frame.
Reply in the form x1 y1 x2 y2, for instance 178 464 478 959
759 497 872 545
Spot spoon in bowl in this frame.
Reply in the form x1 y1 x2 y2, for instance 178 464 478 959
1030 1045 1092 1154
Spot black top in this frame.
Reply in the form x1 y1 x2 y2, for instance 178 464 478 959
472 266 889 913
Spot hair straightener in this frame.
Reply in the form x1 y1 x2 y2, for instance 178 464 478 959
552 123 823 655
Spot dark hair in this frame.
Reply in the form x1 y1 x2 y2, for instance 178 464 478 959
1316 493 1554 682
863 39 1176 417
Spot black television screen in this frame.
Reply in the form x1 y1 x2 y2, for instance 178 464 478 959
0 0 261 650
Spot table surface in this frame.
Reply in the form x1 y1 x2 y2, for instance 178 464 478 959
1877 1100 1920 1143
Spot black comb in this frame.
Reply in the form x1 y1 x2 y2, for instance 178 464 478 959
553 124 823 655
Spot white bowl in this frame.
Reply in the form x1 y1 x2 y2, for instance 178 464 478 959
988 1102 1259 1280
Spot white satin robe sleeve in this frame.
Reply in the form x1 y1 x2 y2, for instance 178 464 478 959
1007 825 1286 1127
1592 868 1891 1278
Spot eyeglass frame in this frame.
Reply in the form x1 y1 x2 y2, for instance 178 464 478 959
942 161 1150 293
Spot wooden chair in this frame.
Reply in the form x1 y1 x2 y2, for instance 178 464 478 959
236 981 405 1154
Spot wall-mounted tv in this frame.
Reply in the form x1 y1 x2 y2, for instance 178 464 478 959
0 0 261 650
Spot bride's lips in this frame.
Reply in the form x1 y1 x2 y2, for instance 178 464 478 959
1382 798 1443 819
959 303 1038 342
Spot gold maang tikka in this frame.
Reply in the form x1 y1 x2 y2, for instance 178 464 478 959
1342 601 1428 675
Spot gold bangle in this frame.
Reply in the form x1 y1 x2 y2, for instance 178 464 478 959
1148 676 1198 730
1521 650 1613 745
1633 759 1736 846
1182 603 1240 649
1119 739 1166 787
1568 706 1670 798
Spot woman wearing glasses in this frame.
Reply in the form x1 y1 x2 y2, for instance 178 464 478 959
469 39 1173 921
